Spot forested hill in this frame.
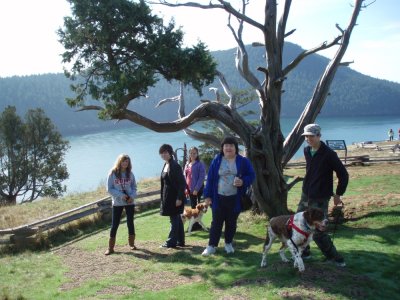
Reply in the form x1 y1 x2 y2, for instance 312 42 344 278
1 42 399 136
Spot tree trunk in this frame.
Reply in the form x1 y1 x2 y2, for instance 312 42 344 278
248 126 289 217
5 195 17 206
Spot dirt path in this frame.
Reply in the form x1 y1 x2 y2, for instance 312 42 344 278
53 240 204 294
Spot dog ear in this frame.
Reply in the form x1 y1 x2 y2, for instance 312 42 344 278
309 207 324 221
303 209 312 224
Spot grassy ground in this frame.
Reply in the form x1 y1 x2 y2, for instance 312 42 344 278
1 162 400 299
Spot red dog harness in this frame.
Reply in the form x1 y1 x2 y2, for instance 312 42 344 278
287 215 310 239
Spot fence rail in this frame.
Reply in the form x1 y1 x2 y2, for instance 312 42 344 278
0 190 160 247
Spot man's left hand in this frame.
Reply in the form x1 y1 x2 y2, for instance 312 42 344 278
333 194 343 206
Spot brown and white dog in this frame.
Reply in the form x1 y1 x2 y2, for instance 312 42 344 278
181 203 209 235
260 207 328 272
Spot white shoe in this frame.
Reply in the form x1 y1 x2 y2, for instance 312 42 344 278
224 243 235 254
201 246 216 256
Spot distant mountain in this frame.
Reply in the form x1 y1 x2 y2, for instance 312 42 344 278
1 42 399 136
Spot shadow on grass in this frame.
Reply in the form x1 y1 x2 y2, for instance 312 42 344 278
119 216 399 300
337 209 400 245
153 242 399 300
345 209 400 222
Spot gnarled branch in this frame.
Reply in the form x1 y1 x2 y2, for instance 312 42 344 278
152 0 265 31
282 36 342 76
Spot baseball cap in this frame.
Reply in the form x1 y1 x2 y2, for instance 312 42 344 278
302 124 321 136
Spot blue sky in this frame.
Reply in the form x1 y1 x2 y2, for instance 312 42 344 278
1 0 399 83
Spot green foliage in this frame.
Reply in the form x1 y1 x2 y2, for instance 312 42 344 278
58 0 217 119
0 106 70 204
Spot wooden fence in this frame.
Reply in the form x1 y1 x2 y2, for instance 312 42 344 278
0 190 160 247
286 155 400 168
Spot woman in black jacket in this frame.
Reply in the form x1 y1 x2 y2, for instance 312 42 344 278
159 144 186 248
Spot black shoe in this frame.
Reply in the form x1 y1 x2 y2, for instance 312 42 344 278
324 255 346 267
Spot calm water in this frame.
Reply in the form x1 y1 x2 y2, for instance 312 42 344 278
64 116 400 194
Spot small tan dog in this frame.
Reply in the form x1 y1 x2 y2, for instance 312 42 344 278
181 203 209 235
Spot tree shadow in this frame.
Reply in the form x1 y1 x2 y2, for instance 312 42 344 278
345 209 400 222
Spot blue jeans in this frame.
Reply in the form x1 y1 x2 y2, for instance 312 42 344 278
208 195 239 247
110 205 135 238
165 214 185 246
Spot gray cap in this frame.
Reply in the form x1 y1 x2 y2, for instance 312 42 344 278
302 124 321 136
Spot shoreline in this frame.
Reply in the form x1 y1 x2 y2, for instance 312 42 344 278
288 140 400 165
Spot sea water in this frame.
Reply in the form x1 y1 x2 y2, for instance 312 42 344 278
64 115 400 194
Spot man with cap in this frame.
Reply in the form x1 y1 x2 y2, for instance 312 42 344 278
297 124 349 267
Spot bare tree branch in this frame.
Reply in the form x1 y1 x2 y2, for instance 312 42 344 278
225 8 262 94
155 95 180 108
283 0 365 165
282 36 342 76
339 61 354 66
152 0 265 31
183 127 222 148
76 105 104 111
208 87 221 102
215 70 234 107
277 0 292 51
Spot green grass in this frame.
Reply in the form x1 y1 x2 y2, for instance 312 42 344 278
0 165 399 299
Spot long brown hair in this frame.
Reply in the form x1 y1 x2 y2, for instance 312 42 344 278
110 154 132 178
188 146 200 163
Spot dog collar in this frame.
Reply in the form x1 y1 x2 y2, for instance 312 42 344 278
287 215 310 239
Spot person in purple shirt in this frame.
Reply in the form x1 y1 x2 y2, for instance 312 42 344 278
184 146 206 209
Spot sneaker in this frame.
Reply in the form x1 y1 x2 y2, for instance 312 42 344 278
201 245 216 256
160 243 176 249
224 243 235 254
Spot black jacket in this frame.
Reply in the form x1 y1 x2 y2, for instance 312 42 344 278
160 158 186 216
302 141 349 199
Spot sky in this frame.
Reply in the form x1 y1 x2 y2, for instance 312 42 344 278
0 0 399 83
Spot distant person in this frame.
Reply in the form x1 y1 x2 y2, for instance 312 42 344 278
388 129 394 141
297 124 349 267
159 144 186 248
201 136 255 256
105 154 137 255
398 128 400 140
